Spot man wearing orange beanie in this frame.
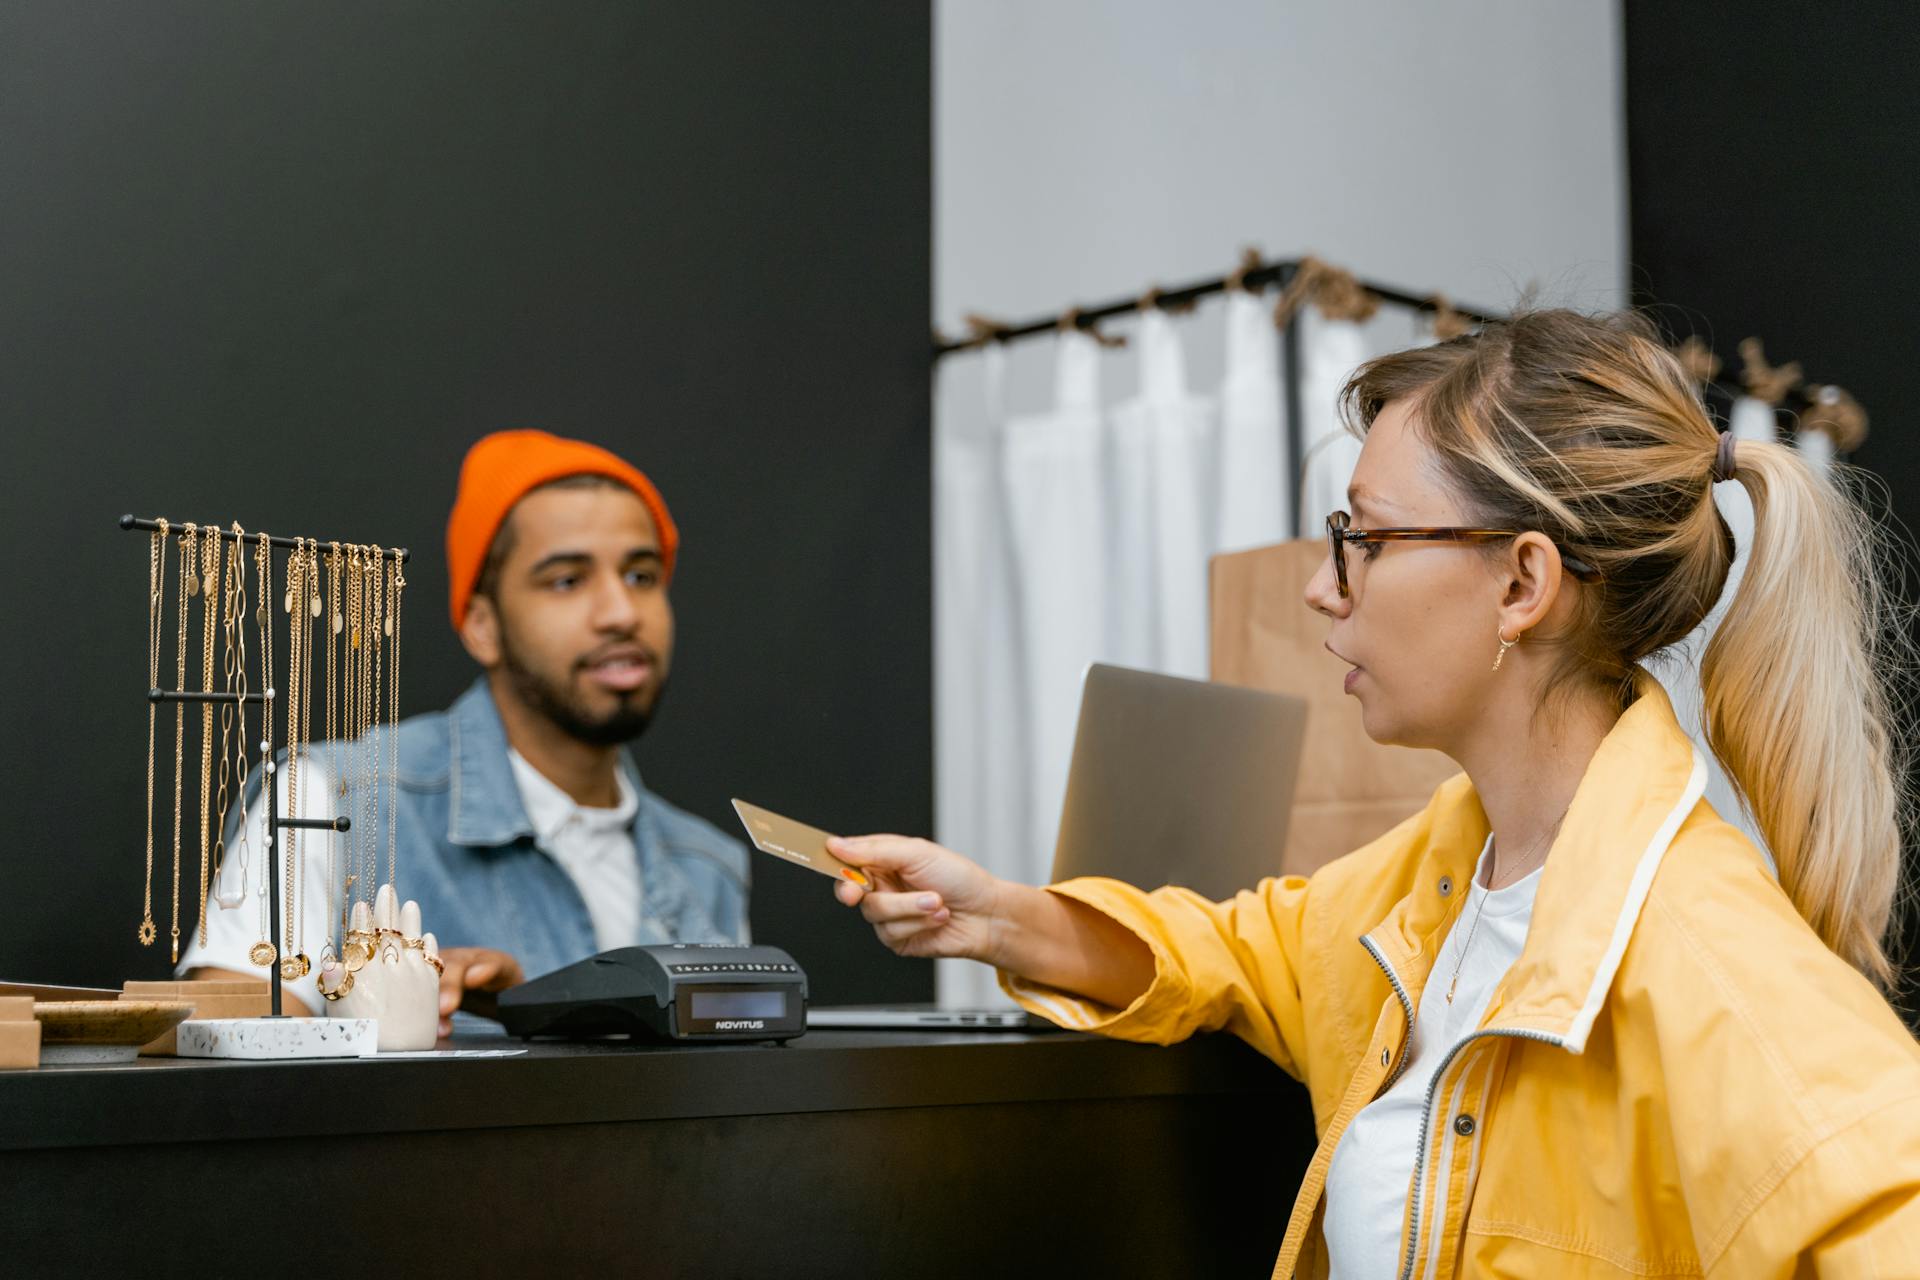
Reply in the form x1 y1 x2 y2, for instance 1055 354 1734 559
183 430 749 1032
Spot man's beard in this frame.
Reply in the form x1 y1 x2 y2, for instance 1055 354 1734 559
497 623 666 747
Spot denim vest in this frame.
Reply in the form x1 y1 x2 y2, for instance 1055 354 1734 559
350 679 749 981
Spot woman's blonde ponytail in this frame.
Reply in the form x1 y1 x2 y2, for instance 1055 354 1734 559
1702 440 1911 989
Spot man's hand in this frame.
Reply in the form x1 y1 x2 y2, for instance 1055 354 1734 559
437 947 525 1037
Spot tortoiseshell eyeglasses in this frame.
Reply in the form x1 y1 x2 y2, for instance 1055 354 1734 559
1324 511 1602 599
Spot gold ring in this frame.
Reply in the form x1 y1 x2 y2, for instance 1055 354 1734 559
343 932 375 972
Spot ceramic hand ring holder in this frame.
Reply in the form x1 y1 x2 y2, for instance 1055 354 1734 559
321 885 440 1051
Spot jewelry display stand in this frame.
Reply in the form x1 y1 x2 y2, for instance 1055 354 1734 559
121 516 401 1060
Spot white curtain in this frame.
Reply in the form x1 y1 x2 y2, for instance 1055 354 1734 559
1108 310 1218 679
1215 289 1292 553
1295 309 1370 536
1000 330 1113 897
933 345 1032 1007
1650 395 1775 870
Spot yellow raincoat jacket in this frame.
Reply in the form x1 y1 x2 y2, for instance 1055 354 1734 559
1002 678 1920 1277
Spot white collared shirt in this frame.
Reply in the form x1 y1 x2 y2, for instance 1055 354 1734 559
506 749 643 952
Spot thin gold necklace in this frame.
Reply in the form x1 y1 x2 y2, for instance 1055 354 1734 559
280 538 310 982
386 549 403 894
249 530 277 970
359 548 380 907
139 518 168 947
214 527 251 913
169 524 194 964
1444 802 1572 1005
195 525 219 946
325 541 346 951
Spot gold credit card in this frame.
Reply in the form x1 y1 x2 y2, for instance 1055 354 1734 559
730 799 872 888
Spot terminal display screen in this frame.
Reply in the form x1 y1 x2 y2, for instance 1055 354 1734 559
690 991 787 1021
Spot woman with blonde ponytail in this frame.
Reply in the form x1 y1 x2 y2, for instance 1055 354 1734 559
830 309 1920 1277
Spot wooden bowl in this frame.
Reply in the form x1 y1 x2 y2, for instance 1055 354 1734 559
34 1000 194 1063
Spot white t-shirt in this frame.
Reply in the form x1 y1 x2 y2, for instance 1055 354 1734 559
505 748 642 951
1322 836 1541 1279
179 747 643 1006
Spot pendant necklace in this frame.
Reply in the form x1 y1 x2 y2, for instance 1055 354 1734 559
1445 801 1572 1005
138 519 168 947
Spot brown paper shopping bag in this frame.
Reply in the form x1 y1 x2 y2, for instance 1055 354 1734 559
1210 539 1459 878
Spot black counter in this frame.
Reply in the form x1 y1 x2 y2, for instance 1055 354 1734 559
0 1030 1314 1277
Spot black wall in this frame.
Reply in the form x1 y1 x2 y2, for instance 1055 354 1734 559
1625 3 1920 1017
0 4 934 1004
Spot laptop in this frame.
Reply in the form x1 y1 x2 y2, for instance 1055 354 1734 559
809 664 1309 1031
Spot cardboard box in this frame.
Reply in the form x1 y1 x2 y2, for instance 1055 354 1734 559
122 979 272 1055
0 996 41 1069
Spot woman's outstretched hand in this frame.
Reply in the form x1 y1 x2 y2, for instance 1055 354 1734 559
827 835 1003 963
828 833 1158 1011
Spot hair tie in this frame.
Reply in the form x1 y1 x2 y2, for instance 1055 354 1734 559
1712 429 1739 483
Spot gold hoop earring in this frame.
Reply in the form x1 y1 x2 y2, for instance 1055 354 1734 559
1493 625 1520 672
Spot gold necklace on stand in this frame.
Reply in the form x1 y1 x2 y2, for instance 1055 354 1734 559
341 545 374 973
344 545 361 909
302 542 320 967
196 526 219 946
139 518 168 947
367 547 385 900
356 547 377 910
386 550 404 893
214 528 251 912
281 538 299 979
296 538 317 977
324 541 347 960
248 530 277 970
280 539 310 982
170 524 195 964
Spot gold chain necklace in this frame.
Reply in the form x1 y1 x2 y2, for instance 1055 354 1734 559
386 550 403 892
340 546 374 973
248 531 277 970
347 545 365 910
282 538 300 977
367 547 386 896
295 537 318 976
139 518 168 947
214 528 252 912
295 541 321 975
195 525 219 947
357 547 378 908
279 539 310 981
1444 802 1572 1005
325 541 346 950
170 524 194 964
